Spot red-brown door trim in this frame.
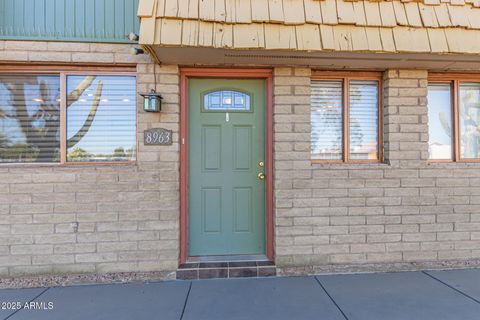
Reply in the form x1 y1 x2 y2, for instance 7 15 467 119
179 67 274 264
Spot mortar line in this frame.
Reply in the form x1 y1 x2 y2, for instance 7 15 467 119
5 287 50 320
314 276 349 320
179 281 193 320
422 271 480 305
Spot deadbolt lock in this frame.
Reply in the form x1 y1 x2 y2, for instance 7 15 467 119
258 161 265 167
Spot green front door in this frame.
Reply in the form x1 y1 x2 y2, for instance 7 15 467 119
188 79 266 256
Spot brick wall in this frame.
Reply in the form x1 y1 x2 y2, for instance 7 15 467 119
0 41 180 280
0 41 144 64
274 67 480 275
2 41 480 281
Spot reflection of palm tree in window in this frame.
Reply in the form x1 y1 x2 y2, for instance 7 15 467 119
0 76 102 162
313 102 342 155
438 112 451 139
66 76 103 148
460 90 480 158
313 105 363 155
1 77 60 161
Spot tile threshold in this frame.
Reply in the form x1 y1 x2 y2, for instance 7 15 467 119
176 260 276 280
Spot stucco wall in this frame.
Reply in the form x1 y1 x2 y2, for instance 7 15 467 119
0 41 180 281
274 67 480 275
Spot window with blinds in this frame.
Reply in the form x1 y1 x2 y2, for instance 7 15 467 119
311 76 380 162
66 75 136 162
0 75 60 163
311 80 343 160
349 81 379 160
428 77 480 162
0 72 136 164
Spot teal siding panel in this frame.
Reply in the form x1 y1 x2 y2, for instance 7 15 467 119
124 0 134 40
94 0 104 39
0 0 140 43
0 2 5 36
115 0 125 40
85 0 95 39
75 0 86 38
24 0 34 34
14 1 25 36
56 0 66 39
45 0 56 36
104 0 115 39
34 0 46 36
64 0 75 39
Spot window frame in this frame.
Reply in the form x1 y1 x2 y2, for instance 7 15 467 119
428 73 480 163
201 87 254 113
310 71 383 164
0 65 137 166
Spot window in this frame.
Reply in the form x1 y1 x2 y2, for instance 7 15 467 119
203 90 251 111
67 76 136 162
0 75 60 163
428 75 480 161
311 73 381 162
0 70 136 164
428 83 452 160
460 83 480 160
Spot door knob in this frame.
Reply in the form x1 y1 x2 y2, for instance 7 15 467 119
258 172 265 180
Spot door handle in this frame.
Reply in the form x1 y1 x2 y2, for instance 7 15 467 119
258 172 265 180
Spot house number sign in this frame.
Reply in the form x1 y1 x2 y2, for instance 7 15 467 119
144 128 173 145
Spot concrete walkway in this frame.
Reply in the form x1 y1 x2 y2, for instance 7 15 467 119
1 269 480 320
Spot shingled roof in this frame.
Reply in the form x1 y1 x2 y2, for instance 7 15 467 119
137 0 480 54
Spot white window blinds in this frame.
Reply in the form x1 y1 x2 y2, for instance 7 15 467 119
349 80 379 160
66 75 136 162
311 78 380 162
311 80 343 160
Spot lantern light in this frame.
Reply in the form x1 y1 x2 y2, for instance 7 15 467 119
140 89 162 112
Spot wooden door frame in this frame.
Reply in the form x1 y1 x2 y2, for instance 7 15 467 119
179 67 274 264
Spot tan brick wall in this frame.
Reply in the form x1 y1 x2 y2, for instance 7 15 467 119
2 41 480 279
0 41 179 278
274 67 480 274
0 40 150 64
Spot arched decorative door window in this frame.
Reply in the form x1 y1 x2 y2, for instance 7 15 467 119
202 89 252 112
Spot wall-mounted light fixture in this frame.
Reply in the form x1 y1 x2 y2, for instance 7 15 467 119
140 89 162 112
130 47 144 55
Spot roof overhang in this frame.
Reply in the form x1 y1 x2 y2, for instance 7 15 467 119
143 46 480 71
138 0 480 69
